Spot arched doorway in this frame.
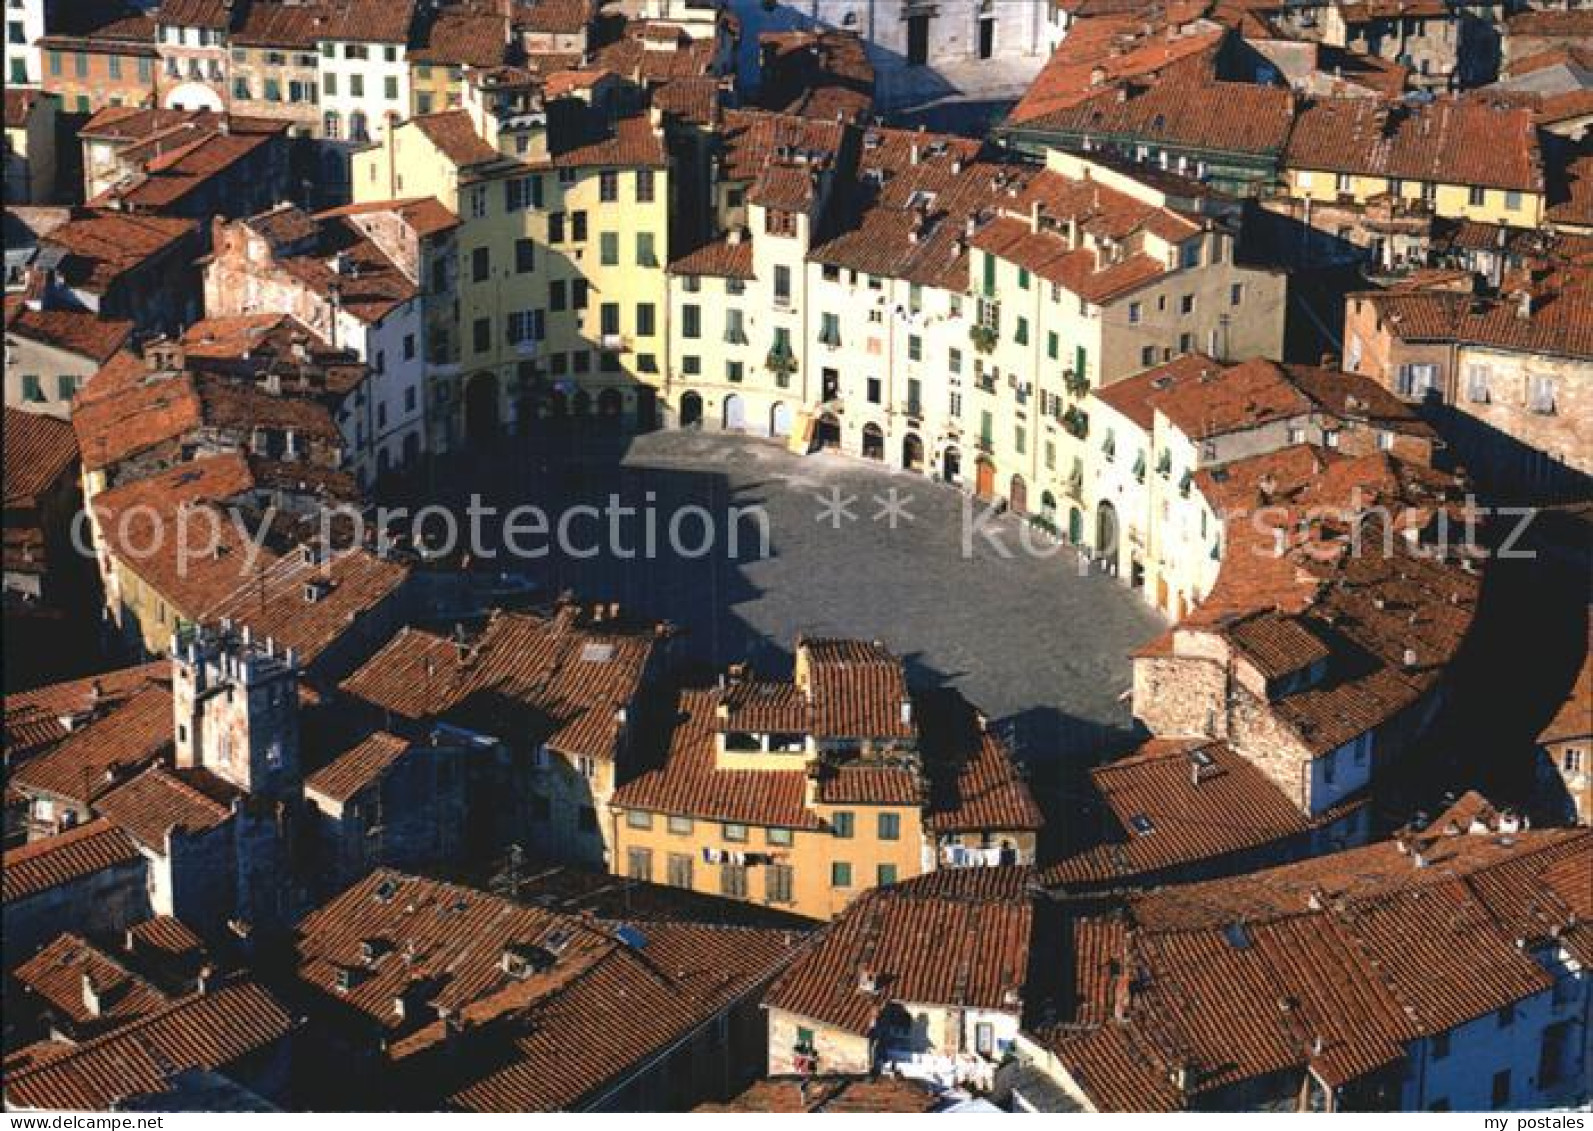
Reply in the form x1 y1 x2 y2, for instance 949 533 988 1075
679 391 703 428
770 402 792 437
817 412 841 449
942 445 961 483
1068 507 1084 545
861 423 884 460
545 388 568 418
465 372 500 441
1096 500 1119 558
975 458 995 500
636 387 658 431
598 388 623 418
1009 475 1028 516
723 393 745 431
572 389 592 416
902 433 924 472
1041 490 1058 529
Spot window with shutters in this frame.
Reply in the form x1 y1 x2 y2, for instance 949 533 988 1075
720 863 748 898
626 848 652 881
766 864 794 904
667 853 693 889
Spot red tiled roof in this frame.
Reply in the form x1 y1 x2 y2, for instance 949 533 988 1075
231 1 329 47
2 298 133 364
95 765 238 852
13 933 171 1029
1043 738 1360 884
512 0 595 35
411 111 505 168
614 688 822 829
292 869 799 1111
1010 17 1227 124
341 605 661 759
1539 638 1591 745
199 546 409 668
1182 448 1479 756
1506 8 1593 37
304 731 410 804
89 117 288 213
1042 826 1592 1109
764 868 1034 1035
668 237 754 278
10 683 175 807
42 212 197 297
411 8 508 66
319 0 418 44
800 637 915 740
1350 263 1593 360
316 196 460 237
1286 96 1543 192
698 1075 943 1112
3 408 78 510
972 215 1168 305
3 663 168 766
157 0 232 30
1009 57 1295 159
2 819 142 903
2 980 293 1111
1548 143 1593 231
91 455 286 623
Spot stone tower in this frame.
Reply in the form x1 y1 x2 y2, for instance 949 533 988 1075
171 624 301 801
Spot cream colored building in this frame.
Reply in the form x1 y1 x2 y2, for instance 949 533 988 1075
354 71 671 441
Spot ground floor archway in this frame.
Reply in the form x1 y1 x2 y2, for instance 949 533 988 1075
1009 475 1028 516
723 393 745 431
572 389 592 416
465 371 500 441
598 388 623 417
817 412 841 449
1096 500 1119 558
1068 507 1084 544
771 402 792 437
903 433 924 472
1040 490 1058 528
861 423 885 460
679 391 703 427
942 445 961 484
975 458 996 500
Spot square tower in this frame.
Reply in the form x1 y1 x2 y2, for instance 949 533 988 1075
171 624 301 800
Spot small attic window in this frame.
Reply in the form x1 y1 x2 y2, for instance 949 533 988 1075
1222 922 1252 950
1129 814 1155 836
581 642 615 663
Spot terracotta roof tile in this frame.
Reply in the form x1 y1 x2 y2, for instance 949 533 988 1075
199 546 409 669
764 868 1034 1035
1286 96 1543 192
13 933 171 1029
3 408 78 509
4 88 48 130
231 1 329 47
411 8 508 66
614 688 822 829
1041 827 1592 1109
4 663 168 766
699 1075 942 1112
292 869 799 1111
342 605 661 759
2 980 293 1111
2 299 134 365
95 765 238 852
42 212 197 298
304 731 411 805
411 111 505 169
10 683 175 807
2 819 142 903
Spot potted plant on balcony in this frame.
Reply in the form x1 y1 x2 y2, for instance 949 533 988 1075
968 322 998 354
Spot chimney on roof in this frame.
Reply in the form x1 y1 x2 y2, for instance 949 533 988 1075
1515 289 1533 319
81 973 103 1019
1402 646 1418 669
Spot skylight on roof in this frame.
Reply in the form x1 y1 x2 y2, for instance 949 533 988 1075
1222 922 1252 950
1129 814 1155 836
581 642 615 663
